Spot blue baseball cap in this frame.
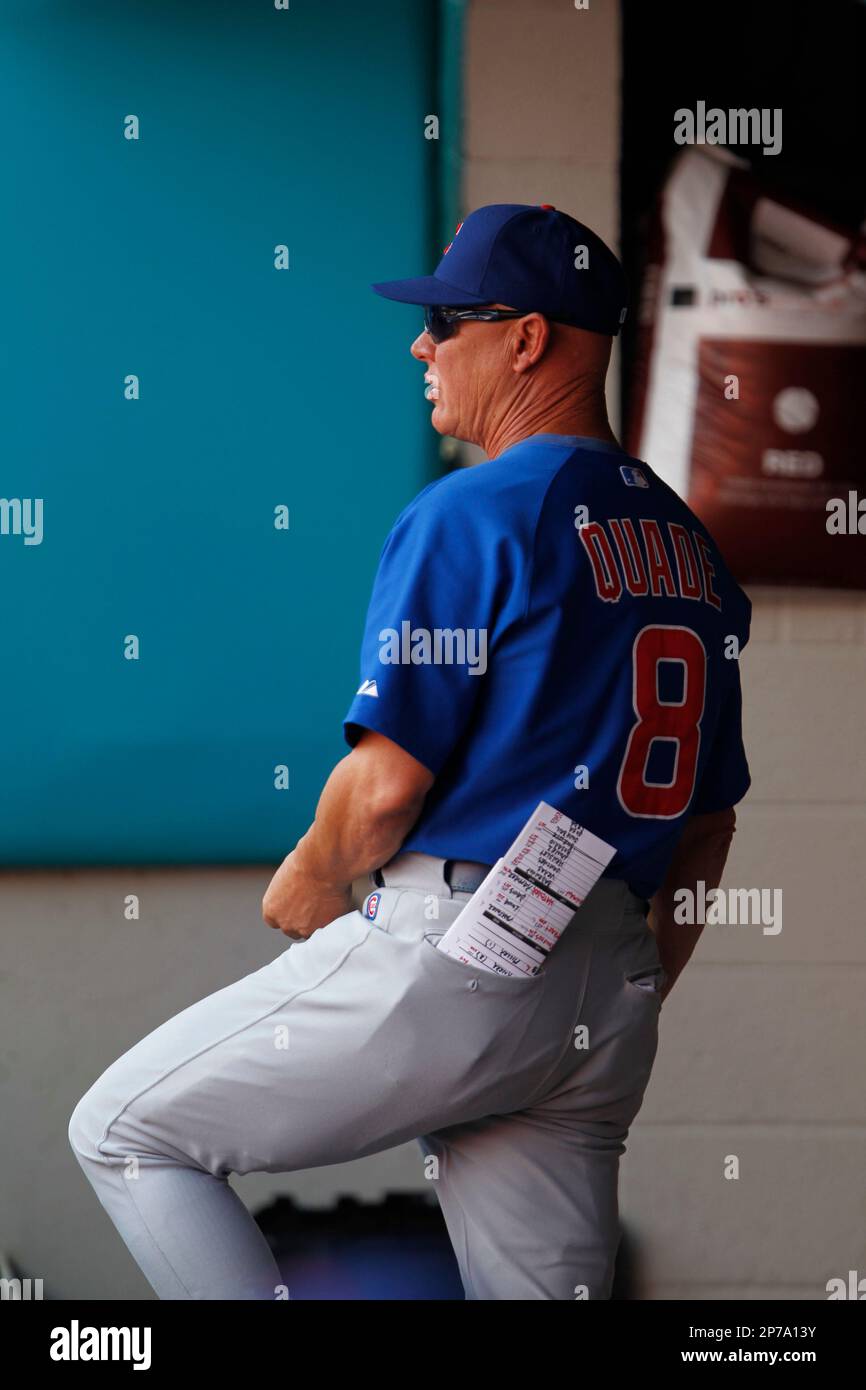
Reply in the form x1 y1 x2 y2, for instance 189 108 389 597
371 202 628 336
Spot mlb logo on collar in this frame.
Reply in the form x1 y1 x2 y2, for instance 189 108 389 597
620 465 649 488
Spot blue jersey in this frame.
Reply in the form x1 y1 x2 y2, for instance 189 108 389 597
342 433 751 900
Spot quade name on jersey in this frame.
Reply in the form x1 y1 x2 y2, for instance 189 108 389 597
577 512 723 610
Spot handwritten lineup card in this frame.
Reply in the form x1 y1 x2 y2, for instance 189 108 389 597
435 802 616 978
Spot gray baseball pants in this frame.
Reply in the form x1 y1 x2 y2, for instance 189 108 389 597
68 853 665 1300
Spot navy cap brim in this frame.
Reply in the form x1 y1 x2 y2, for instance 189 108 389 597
370 274 491 307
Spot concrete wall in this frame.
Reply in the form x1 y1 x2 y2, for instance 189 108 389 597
456 0 622 466
3 0 864 1302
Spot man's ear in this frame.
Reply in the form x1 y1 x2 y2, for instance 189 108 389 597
511 312 551 372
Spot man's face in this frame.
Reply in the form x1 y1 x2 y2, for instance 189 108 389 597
409 303 520 445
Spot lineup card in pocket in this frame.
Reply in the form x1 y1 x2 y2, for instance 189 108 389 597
435 802 617 978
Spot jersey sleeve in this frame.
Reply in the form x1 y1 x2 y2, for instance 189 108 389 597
342 487 517 776
691 667 751 814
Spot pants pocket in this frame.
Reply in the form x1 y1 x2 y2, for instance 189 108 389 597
421 930 547 994
624 962 667 998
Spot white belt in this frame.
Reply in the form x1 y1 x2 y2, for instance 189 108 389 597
372 851 493 896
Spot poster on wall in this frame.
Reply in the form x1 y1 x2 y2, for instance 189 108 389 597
627 146 866 588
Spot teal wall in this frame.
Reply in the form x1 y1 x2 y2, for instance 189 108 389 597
0 0 442 864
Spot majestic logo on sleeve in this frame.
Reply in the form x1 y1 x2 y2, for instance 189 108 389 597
356 678 379 697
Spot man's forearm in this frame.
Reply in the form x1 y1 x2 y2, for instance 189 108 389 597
649 807 737 1001
262 731 434 939
291 749 429 890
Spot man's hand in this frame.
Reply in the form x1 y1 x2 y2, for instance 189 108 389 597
649 805 737 1005
261 850 352 941
261 729 434 942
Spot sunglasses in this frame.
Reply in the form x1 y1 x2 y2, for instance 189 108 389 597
423 304 529 344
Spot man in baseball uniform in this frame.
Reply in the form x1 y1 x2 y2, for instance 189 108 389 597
69 204 750 1300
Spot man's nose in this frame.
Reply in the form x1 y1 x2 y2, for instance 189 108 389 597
410 330 435 362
